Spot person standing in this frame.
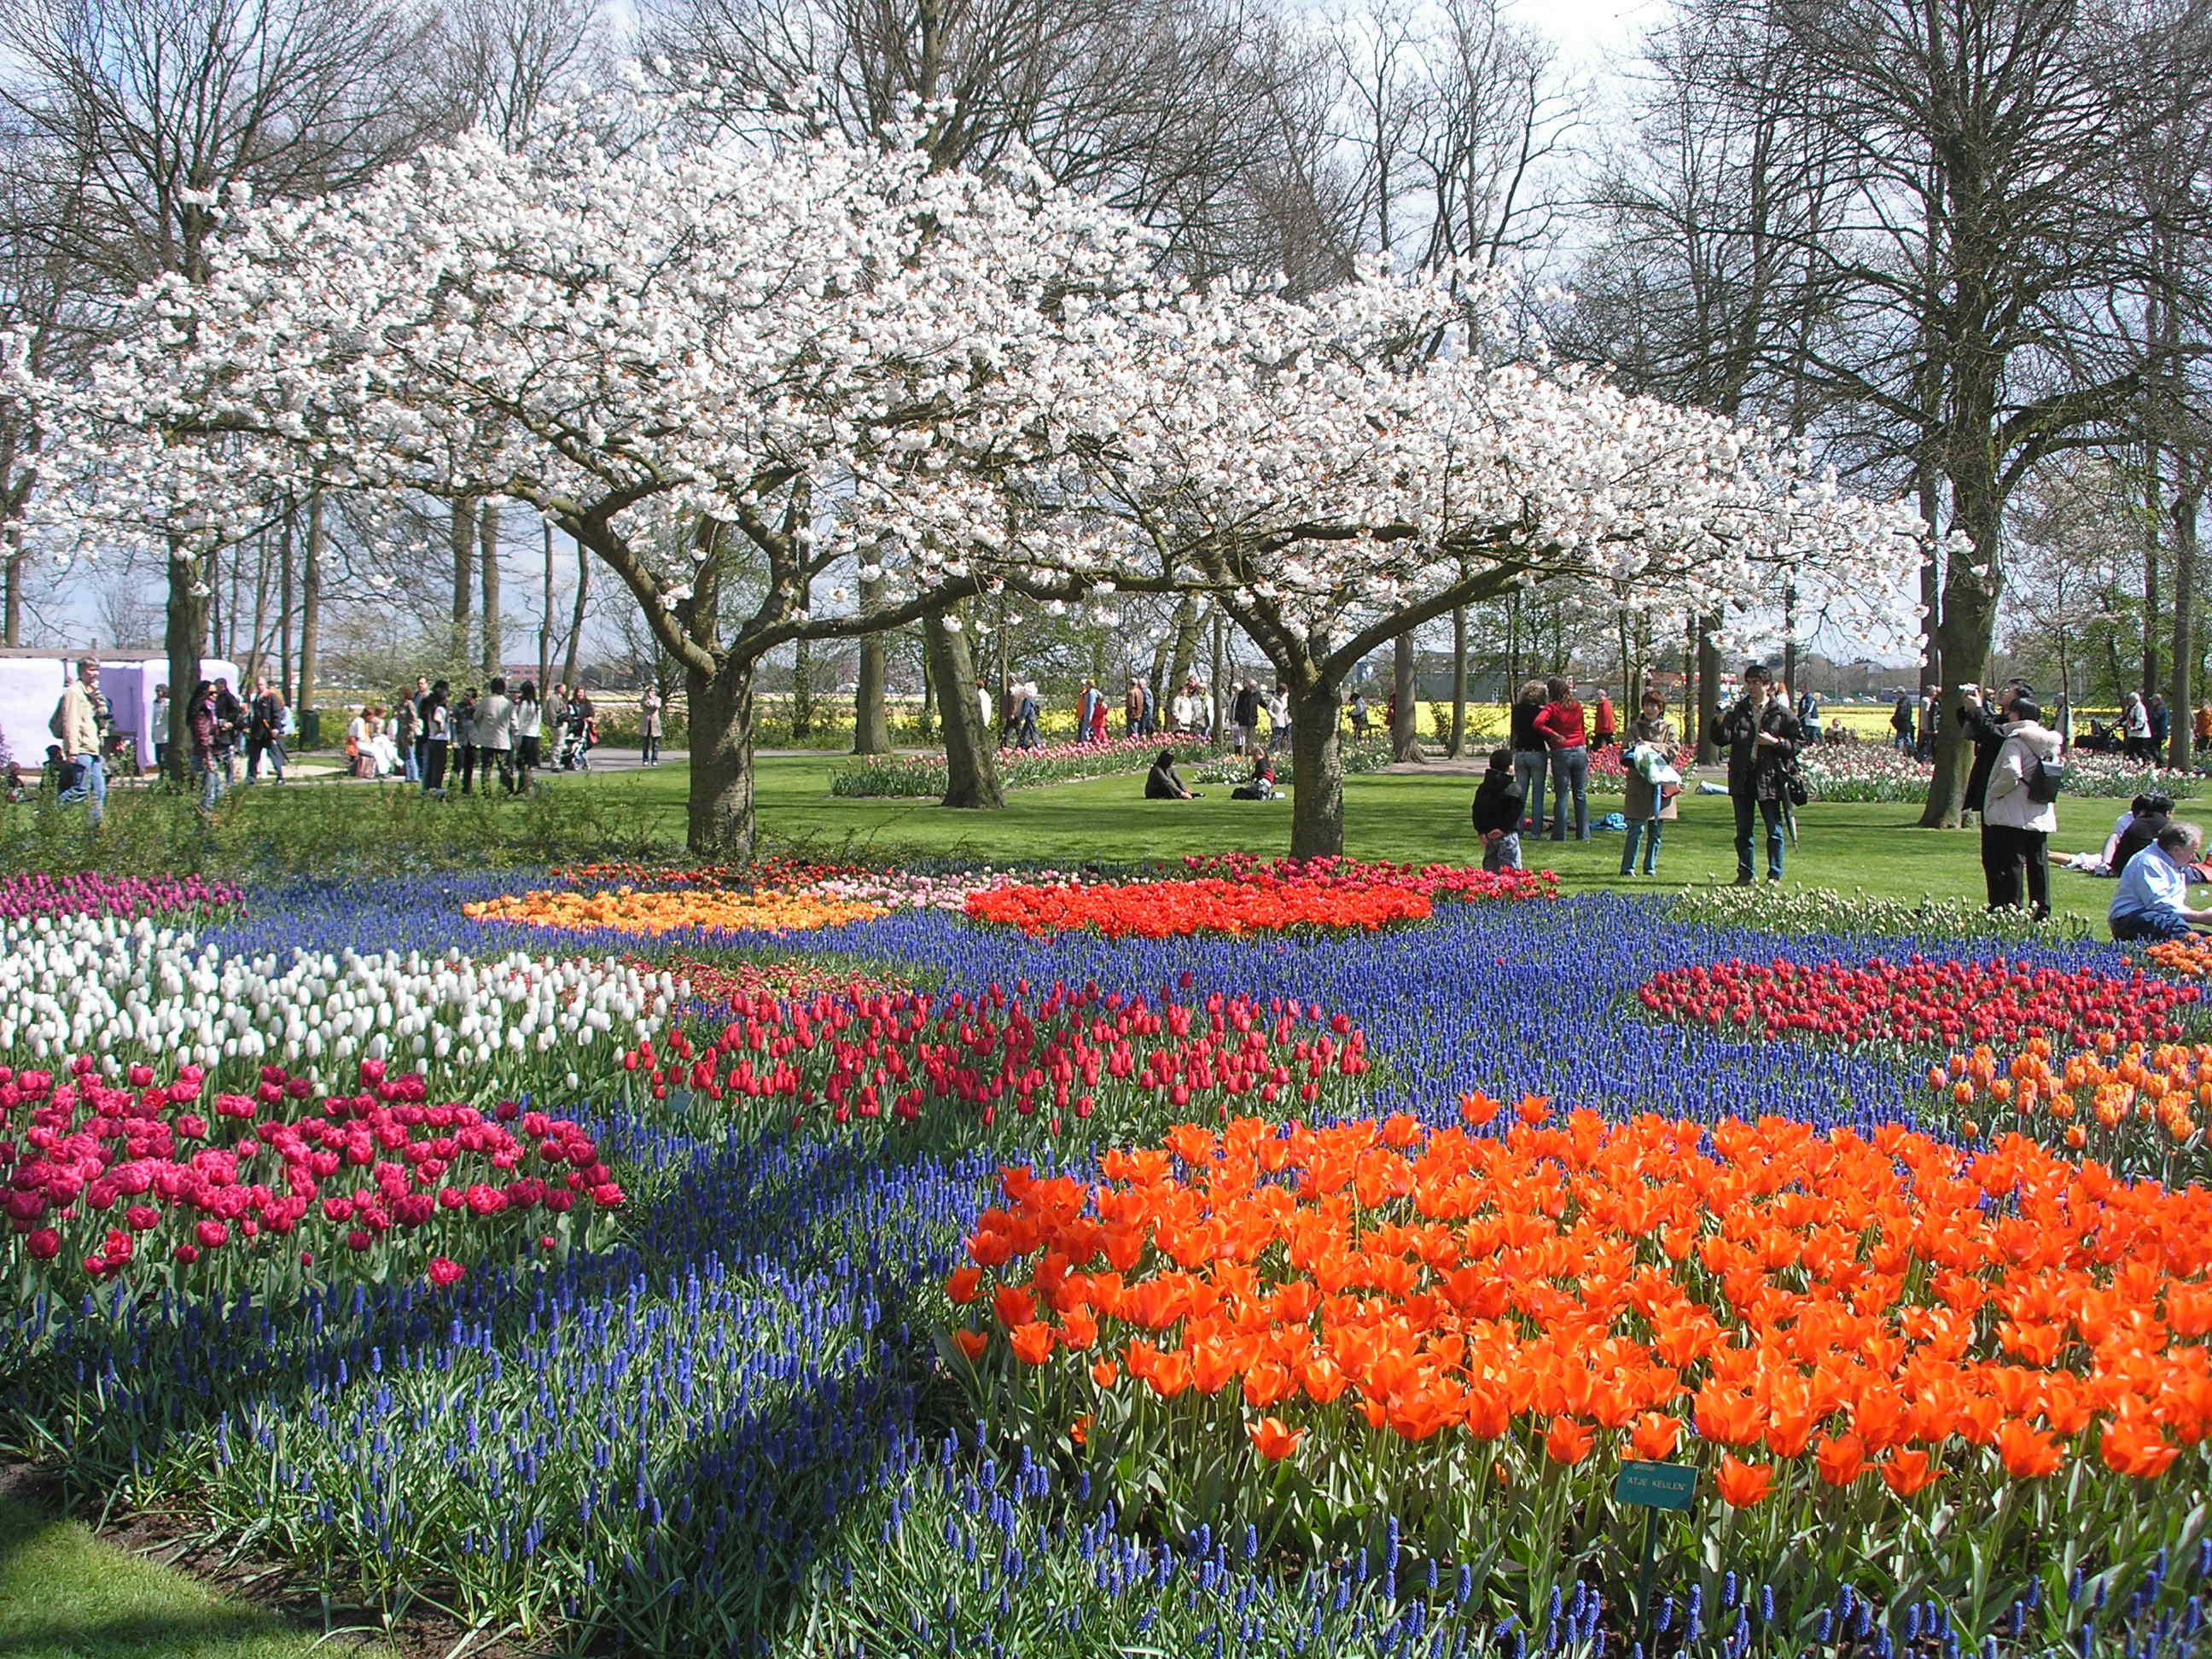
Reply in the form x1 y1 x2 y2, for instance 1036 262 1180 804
1959 678 2029 835
420 681 451 795
2149 694 2171 757
513 681 543 791
1797 687 1823 745
1017 680 1039 748
1890 691 1916 754
639 686 663 764
186 679 221 815
50 657 106 827
1720 664 1802 884
245 677 288 783
1534 675 1590 842
1982 696 2060 918
2124 690 2152 762
2194 700 2212 761
1918 684 1940 762
1232 680 1260 754
1508 679 1549 836
1348 690 1369 739
1171 683 1195 735
1266 683 1289 753
212 678 243 784
1078 679 1105 746
397 690 422 783
1619 688 1679 877
1139 678 1156 736
476 676 515 794
149 683 170 777
1125 678 1144 738
1470 748 1525 873
1591 689 1617 752
453 687 480 794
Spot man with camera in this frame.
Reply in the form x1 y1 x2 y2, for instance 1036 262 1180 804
1719 662 1803 885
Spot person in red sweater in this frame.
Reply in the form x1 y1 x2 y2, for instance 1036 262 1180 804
1592 690 1616 750
1534 675 1590 841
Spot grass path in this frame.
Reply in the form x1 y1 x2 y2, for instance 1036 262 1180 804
0 1488 390 1659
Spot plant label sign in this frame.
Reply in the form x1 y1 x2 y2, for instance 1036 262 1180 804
1614 1460 1697 1512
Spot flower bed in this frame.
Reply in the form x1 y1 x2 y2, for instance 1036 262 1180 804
1190 736 1394 786
464 884 888 937
619 981 1372 1139
2 1057 622 1294
967 859 1554 939
1801 743 2200 803
0 870 242 921
944 1109 2212 1593
1639 957 2197 1051
1931 1036 2212 1180
1670 882 2094 941
830 734 1204 797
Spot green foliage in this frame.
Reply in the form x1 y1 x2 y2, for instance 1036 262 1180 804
0 779 667 878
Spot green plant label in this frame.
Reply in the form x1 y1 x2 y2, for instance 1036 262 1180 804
1613 1460 1697 1511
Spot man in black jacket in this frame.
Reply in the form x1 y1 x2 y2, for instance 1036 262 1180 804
1720 663 1802 885
1959 678 2029 826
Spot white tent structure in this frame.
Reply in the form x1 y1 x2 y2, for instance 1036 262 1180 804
0 649 241 774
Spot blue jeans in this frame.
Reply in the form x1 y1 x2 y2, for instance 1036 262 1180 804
59 751 105 827
402 739 421 783
1512 750 1547 835
1734 793 1784 880
1482 831 1522 872
1549 746 1589 841
2112 908 2192 941
1622 818 1663 874
195 753 224 812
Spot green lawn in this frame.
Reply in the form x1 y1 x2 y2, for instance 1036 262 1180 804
0 1491 387 1659
578 756 2121 925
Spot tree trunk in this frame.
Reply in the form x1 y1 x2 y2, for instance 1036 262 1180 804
297 496 322 719
1695 618 1722 765
853 569 892 753
1167 597 1200 693
1681 615 1697 743
918 629 936 740
561 529 588 691
2 521 21 647
2145 445 2164 696
1918 398 2004 828
277 506 294 704
791 637 815 738
925 611 1004 809
479 500 502 678
2168 474 2201 771
247 530 271 687
450 498 474 662
538 519 554 695
684 655 756 856
1448 604 1468 758
1210 607 1226 745
1289 683 1346 859
1391 630 1422 761
1781 582 1799 701
163 545 208 784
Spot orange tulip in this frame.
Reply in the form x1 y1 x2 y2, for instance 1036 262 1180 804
953 1328 989 1363
1878 1448 1941 1497
1629 1413 1682 1461
1543 1416 1594 1465
1008 1322 1055 1366
1996 1420 2064 1480
1715 1454 1774 1508
1248 1416 1305 1460
2100 1414 2180 1479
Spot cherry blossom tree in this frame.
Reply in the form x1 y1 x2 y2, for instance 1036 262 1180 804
11 77 1919 858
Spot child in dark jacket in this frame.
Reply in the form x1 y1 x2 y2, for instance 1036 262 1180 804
1472 748 1526 872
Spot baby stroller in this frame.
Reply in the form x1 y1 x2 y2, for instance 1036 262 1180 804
558 714 597 771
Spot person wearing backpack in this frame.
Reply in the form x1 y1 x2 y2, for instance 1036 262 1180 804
1982 696 2062 918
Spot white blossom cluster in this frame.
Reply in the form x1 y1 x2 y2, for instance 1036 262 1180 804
0 915 684 1094
4 78 1926 655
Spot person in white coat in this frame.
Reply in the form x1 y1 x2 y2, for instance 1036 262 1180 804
1982 697 2063 918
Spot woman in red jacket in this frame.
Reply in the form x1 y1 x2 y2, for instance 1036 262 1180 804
1534 675 1590 841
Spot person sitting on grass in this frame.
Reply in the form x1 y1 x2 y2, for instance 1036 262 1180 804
1145 748 1199 800
1470 748 1524 872
1229 752 1276 800
2109 821 2212 941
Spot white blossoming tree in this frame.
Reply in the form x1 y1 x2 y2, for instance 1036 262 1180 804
14 78 1920 859
14 81 1160 853
963 272 1925 855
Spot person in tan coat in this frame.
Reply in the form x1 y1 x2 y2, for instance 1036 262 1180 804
51 658 105 827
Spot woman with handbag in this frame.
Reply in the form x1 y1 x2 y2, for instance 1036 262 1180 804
1618 689 1679 877
1719 663 1803 885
